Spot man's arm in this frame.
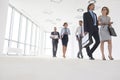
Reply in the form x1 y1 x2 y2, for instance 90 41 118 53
83 13 88 33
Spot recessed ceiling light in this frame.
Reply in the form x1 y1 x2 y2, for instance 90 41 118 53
45 19 53 22
75 15 83 19
77 8 84 12
43 10 53 15
88 0 96 4
50 0 62 3
56 18 61 21
51 22 56 25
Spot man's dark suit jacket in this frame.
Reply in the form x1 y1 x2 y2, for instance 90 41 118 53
83 11 99 34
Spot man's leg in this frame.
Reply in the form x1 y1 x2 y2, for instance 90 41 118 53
79 37 83 58
90 31 100 57
53 42 56 57
77 39 80 58
54 42 58 57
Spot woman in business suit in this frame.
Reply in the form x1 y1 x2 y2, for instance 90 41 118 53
98 7 113 60
83 3 100 60
61 22 70 58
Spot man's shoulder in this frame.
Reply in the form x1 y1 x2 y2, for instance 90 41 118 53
51 32 54 34
84 12 89 14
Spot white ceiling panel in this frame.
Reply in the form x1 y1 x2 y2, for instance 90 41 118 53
9 0 120 31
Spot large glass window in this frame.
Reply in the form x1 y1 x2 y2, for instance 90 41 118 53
26 20 32 44
3 40 8 54
19 16 27 43
11 10 20 41
44 32 52 56
4 5 41 56
31 24 36 46
5 6 12 39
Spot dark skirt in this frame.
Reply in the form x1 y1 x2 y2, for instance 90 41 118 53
62 35 68 47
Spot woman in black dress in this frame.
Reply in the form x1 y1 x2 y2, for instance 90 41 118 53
61 22 70 58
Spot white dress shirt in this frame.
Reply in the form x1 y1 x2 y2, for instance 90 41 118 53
61 27 70 36
75 26 84 38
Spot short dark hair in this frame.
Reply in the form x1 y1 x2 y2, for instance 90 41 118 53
102 6 109 15
87 3 94 11
79 20 83 23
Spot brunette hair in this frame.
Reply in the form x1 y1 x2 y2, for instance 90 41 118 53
102 6 109 15
63 22 68 26
87 3 94 11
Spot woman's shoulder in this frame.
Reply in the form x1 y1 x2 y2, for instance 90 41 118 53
107 16 111 19
98 15 102 18
98 15 102 20
61 27 64 30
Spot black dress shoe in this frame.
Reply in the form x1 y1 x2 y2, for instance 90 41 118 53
80 56 83 59
53 55 56 57
89 57 95 60
77 55 80 59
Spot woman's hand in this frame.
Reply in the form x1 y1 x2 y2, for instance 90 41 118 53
108 22 113 26
109 22 113 25
84 32 88 35
60 35 63 39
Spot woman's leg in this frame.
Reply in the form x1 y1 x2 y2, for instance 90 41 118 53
63 46 66 58
107 40 113 60
100 41 105 60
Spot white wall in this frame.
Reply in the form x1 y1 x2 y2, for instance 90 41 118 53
0 0 8 54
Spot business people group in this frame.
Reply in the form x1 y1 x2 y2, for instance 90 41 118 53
83 3 114 60
50 23 70 58
50 3 114 60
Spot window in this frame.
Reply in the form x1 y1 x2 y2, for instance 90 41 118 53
26 20 32 44
4 5 41 56
3 40 8 54
19 16 27 43
44 32 52 56
36 27 40 46
11 10 20 41
19 44 24 55
5 6 12 39
25 45 30 55
31 24 36 46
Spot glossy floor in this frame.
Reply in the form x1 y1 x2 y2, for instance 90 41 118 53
0 56 120 80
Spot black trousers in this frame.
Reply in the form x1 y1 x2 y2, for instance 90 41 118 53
52 40 58 57
86 31 100 58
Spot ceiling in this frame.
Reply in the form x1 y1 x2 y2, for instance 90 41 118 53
9 0 120 31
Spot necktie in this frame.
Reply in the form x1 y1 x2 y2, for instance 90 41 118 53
91 12 96 26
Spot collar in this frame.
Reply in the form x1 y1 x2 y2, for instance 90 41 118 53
89 10 93 13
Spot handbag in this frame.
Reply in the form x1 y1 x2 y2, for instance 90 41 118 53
82 33 93 48
108 26 117 36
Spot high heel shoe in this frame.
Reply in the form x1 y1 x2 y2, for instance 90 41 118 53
102 57 106 60
63 55 66 58
108 56 114 60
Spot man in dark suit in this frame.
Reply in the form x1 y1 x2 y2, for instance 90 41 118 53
50 27 60 57
83 3 100 60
